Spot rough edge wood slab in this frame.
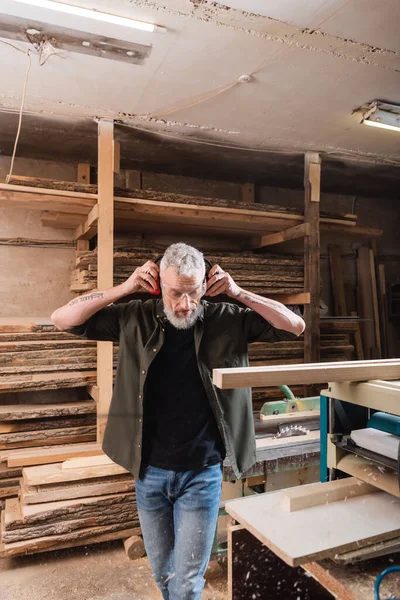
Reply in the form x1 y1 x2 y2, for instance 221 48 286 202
0 402 96 421
0 525 141 557
3 443 102 467
23 461 128 486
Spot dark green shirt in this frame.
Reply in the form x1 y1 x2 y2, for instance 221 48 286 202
68 298 298 479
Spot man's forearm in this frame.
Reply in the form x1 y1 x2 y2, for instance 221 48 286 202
235 288 305 335
51 283 130 330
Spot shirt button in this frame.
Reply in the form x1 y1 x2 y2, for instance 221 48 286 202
141 370 145 375
152 348 157 352
138 418 142 423
138 444 141 448
138 394 142 400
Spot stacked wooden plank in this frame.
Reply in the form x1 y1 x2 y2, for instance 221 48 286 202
71 247 305 295
0 322 98 393
0 457 139 557
0 321 101 462
0 401 97 453
6 175 358 226
0 463 22 510
249 334 353 366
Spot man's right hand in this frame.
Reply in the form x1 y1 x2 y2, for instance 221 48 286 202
122 261 160 295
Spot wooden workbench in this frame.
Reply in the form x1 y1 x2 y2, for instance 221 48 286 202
225 487 400 599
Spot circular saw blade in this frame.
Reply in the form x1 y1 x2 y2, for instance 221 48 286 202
273 424 311 439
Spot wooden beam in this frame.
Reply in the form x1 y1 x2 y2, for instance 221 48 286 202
369 249 382 356
241 183 255 203
256 223 309 248
74 204 99 240
97 119 114 444
328 245 347 316
212 359 400 389
125 170 142 189
77 164 91 184
303 152 321 366
320 224 383 237
113 141 121 174
281 478 375 512
268 292 310 305
87 384 99 402
357 246 376 359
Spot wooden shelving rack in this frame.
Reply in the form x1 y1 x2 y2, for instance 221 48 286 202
0 119 384 444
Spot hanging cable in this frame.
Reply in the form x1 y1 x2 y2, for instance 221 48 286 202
4 47 32 183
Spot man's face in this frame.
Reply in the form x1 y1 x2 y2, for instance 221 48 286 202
161 266 205 329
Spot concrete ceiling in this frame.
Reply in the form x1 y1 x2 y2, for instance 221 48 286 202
0 0 399 195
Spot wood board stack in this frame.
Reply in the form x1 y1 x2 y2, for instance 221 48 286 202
0 463 22 511
71 248 304 296
0 321 100 475
0 456 139 557
249 334 354 366
7 175 358 226
0 322 98 394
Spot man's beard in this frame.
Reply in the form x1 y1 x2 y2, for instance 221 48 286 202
163 304 202 329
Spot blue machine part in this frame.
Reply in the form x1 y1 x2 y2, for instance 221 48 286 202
374 566 400 600
368 412 400 436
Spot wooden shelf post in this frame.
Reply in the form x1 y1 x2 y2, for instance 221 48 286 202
97 119 115 443
303 152 321 368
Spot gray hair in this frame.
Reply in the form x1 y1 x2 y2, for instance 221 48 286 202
160 243 205 278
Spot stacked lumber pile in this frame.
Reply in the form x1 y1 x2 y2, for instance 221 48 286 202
71 247 304 295
0 322 97 393
0 321 101 504
7 175 358 226
0 456 139 557
0 463 22 511
249 333 354 366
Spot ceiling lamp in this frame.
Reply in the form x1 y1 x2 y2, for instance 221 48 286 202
11 0 166 33
360 101 400 133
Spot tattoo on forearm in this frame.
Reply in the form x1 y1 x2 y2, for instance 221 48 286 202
68 292 104 307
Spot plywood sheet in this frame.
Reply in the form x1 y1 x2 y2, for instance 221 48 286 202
225 488 400 567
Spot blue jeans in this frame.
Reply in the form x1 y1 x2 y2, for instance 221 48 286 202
135 463 223 600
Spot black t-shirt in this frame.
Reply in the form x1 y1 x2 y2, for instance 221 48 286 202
142 322 225 471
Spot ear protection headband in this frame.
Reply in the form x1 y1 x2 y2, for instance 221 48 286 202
150 255 214 296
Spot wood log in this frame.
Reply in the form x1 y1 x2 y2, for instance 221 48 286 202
124 534 146 560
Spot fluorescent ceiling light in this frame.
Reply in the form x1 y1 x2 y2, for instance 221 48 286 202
11 0 166 33
361 101 400 133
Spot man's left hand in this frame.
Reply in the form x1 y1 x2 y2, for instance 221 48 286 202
206 264 241 298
